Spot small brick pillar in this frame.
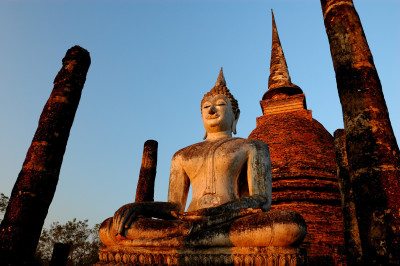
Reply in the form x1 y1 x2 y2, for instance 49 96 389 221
50 243 71 266
135 140 158 202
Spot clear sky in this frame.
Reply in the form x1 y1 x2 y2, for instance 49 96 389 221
0 0 399 228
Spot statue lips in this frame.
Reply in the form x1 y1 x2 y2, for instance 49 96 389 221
204 114 221 128
205 114 220 120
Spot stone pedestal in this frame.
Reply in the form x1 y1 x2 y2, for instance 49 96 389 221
96 245 307 265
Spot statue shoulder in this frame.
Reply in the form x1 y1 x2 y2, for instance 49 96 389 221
248 138 269 148
240 138 270 154
228 138 268 149
171 141 206 161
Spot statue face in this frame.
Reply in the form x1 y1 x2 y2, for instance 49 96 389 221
201 94 235 134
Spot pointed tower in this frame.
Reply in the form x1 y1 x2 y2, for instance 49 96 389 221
261 10 305 115
249 11 346 265
266 10 302 96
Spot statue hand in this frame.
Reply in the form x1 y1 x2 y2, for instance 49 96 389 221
238 207 263 216
171 207 263 222
113 203 143 236
171 207 220 221
172 207 263 234
171 209 205 222
113 202 181 237
174 206 231 220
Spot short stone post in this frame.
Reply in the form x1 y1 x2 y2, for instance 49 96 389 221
50 243 71 266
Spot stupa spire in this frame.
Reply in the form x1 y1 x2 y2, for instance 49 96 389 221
268 9 292 90
263 10 302 100
215 67 226 87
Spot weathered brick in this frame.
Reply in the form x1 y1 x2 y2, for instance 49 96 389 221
249 100 346 264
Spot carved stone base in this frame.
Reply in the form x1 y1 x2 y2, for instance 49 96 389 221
96 246 307 265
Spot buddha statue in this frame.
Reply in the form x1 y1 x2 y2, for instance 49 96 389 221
99 68 306 250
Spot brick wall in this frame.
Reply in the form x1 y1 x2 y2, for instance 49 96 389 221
249 96 346 265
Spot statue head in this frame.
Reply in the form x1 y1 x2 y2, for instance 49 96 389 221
201 68 240 139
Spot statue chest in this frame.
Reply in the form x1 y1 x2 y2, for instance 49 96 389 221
182 145 247 179
181 141 248 203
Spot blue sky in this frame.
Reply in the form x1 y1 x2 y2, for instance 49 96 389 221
0 0 399 228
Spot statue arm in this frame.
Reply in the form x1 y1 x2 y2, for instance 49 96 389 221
246 140 272 211
168 152 190 211
113 201 180 236
113 152 190 237
113 153 191 236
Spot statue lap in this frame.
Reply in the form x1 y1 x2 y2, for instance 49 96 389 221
98 210 307 265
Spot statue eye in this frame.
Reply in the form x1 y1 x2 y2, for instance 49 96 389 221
203 104 211 109
216 101 226 106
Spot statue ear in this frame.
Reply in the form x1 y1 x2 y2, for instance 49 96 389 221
232 109 240 135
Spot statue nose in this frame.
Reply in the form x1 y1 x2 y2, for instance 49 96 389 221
209 105 216 114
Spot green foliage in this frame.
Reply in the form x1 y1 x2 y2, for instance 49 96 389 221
0 192 10 222
0 193 9 213
35 218 101 266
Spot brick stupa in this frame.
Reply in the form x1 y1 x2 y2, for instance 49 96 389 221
249 11 346 265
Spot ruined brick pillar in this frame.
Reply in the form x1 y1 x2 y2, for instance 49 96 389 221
320 0 400 263
334 129 362 264
135 140 158 202
0 46 90 264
